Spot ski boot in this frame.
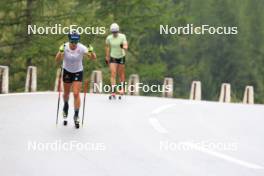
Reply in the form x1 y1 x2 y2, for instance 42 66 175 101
74 115 80 129
62 102 69 126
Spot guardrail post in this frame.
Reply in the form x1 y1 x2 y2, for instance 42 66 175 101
25 66 37 92
219 83 231 103
162 77 173 98
54 68 64 92
0 65 9 94
243 86 254 104
128 74 140 96
190 81 201 100
90 70 103 93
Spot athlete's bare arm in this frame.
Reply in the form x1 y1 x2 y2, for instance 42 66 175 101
55 44 65 63
105 43 110 61
55 52 63 63
122 42 128 50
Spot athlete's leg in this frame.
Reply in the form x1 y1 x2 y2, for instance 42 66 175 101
72 81 82 116
117 64 125 94
110 63 118 93
118 64 125 83
63 83 71 102
63 83 71 116
62 69 73 116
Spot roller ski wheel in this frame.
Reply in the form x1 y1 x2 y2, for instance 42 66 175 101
118 89 124 100
109 93 116 100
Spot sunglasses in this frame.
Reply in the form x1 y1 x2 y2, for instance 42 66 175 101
70 40 78 44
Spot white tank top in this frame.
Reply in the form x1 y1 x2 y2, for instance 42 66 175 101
63 42 88 73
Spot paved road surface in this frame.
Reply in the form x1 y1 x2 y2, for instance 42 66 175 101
0 92 263 176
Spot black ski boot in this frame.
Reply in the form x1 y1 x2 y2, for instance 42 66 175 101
62 102 69 126
74 109 80 129
74 115 80 129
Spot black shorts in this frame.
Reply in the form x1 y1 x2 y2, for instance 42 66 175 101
110 57 126 64
63 69 83 83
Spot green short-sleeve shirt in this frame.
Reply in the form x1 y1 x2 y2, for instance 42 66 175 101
106 33 127 58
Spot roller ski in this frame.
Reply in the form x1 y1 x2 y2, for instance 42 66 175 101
109 85 124 100
108 93 124 100
109 93 116 100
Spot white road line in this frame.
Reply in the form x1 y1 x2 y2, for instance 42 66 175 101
149 118 168 134
149 104 264 170
149 104 175 134
151 104 176 115
182 142 264 170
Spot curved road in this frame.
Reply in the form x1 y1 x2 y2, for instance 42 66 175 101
0 92 263 176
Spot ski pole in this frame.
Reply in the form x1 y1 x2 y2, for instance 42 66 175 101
56 67 63 126
82 79 89 127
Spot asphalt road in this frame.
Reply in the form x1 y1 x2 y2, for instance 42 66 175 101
0 92 263 176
